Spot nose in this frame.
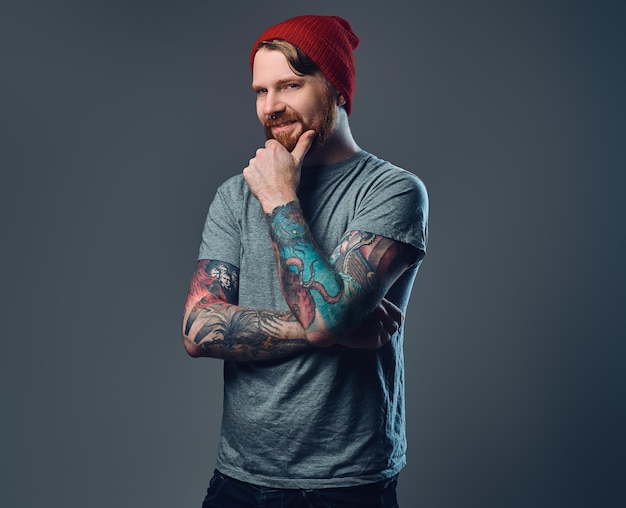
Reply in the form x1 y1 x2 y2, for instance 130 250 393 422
262 90 285 118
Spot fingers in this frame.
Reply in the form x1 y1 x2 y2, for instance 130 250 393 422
259 130 315 167
345 299 401 348
380 298 404 332
264 138 281 149
291 130 316 163
372 298 402 336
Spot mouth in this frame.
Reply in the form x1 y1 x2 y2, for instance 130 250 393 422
270 120 298 134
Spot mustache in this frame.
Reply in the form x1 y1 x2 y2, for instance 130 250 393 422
263 114 301 129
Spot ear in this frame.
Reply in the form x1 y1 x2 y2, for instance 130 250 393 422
337 94 347 107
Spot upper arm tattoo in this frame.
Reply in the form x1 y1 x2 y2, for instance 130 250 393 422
268 201 414 335
267 201 415 336
186 259 239 310
330 230 403 291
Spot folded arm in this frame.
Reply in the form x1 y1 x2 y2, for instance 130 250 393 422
182 259 310 361
182 257 403 360
266 201 419 346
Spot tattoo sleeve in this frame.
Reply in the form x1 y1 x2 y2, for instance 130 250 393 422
266 201 414 343
182 260 310 361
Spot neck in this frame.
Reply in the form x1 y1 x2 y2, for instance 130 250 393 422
302 109 360 167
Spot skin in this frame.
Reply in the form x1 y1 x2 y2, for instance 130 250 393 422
181 47 416 359
182 259 404 361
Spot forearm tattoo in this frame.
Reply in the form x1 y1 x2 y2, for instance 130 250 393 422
267 201 400 336
184 260 309 361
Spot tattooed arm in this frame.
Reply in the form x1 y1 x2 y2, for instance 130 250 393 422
242 131 418 347
266 201 418 346
182 259 310 361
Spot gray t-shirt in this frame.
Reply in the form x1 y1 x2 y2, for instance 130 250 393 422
198 150 428 489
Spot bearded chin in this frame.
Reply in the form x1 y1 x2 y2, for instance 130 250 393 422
264 118 332 153
265 128 300 152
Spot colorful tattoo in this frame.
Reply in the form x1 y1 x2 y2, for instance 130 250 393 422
184 260 309 361
267 201 399 336
267 202 343 329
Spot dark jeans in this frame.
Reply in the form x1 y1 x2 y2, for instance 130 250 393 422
201 470 399 508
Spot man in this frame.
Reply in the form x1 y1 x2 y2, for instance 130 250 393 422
182 14 428 507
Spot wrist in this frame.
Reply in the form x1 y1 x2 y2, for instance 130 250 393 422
265 200 302 222
258 188 298 214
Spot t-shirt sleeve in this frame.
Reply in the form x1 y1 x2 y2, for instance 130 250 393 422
197 178 242 268
348 167 429 262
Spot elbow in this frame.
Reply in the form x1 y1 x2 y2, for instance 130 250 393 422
181 312 206 357
303 304 369 348
304 329 338 348
182 333 204 358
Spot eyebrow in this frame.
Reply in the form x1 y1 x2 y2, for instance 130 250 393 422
251 76 307 91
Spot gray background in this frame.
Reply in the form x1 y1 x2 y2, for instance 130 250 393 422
1 0 624 507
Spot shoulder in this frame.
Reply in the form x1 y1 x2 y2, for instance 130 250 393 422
359 152 428 205
215 173 247 197
211 174 255 210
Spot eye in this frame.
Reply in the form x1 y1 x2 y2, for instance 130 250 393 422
284 83 300 90
254 88 267 96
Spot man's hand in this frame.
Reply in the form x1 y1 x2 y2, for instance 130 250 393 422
243 130 316 213
339 298 404 350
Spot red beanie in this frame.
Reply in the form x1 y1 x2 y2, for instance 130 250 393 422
250 15 360 115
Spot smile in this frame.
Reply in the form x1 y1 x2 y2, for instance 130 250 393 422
271 121 298 132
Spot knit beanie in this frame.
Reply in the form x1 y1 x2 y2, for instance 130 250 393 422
250 15 360 115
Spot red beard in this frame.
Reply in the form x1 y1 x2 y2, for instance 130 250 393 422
263 87 337 152
264 114 305 152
